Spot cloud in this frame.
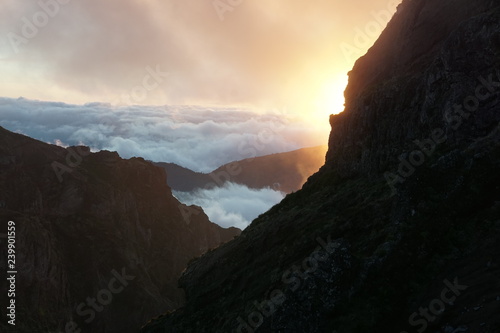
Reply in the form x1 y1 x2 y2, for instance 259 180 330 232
174 182 284 230
0 97 325 172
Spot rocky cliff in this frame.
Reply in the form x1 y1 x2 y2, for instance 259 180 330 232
0 126 240 333
140 0 500 332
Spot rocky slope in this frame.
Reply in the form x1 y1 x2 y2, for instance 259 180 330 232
0 126 240 333
140 0 500 332
155 146 327 194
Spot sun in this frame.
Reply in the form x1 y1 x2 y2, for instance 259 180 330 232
314 74 349 118
287 73 349 135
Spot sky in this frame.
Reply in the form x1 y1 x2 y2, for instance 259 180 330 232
0 0 400 129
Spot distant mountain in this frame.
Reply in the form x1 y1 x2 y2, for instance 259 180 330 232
153 162 212 192
0 126 239 333
141 1 500 332
155 145 328 193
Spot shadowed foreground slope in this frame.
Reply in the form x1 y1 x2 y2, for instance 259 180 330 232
141 0 500 332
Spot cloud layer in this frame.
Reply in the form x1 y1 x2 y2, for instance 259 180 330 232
174 183 284 230
0 97 325 172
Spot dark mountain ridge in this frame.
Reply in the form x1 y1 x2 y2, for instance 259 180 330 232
0 126 239 333
155 145 327 194
141 0 500 332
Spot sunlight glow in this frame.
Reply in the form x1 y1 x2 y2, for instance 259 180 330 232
314 74 349 118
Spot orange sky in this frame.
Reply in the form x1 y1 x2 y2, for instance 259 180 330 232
0 0 399 132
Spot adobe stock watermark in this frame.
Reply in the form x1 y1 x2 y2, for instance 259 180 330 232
401 277 468 333
49 64 168 182
54 267 135 333
384 72 500 195
7 0 72 54
235 235 341 332
112 65 170 107
213 0 243 21
340 0 399 63
178 108 289 225
51 146 91 183
209 107 290 191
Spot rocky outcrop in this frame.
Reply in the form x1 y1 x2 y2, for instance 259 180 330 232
0 126 239 333
140 0 500 332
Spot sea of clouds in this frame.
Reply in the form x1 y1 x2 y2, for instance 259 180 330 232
0 97 325 172
0 97 326 229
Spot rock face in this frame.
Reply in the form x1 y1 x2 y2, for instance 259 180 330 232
326 0 500 178
140 1 500 332
0 126 240 333
155 146 328 194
